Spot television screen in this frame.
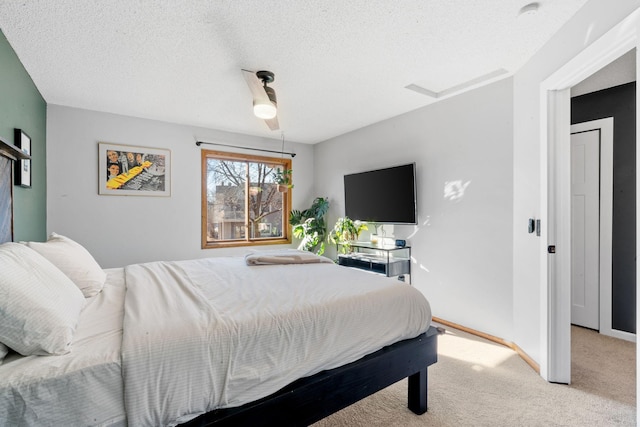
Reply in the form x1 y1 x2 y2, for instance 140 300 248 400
344 163 417 224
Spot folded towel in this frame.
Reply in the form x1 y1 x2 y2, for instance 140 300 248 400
245 249 333 266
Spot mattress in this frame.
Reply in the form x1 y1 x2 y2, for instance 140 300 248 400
121 256 432 426
0 268 127 427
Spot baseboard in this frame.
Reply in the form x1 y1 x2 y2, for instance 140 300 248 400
432 317 540 374
599 327 636 343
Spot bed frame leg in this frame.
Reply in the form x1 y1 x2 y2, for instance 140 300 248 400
407 368 427 414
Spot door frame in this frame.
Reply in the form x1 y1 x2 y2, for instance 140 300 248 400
540 8 640 385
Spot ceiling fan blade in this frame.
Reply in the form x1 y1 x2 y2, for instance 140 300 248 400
241 69 269 103
265 116 279 131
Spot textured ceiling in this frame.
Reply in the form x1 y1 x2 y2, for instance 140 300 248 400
0 1 588 144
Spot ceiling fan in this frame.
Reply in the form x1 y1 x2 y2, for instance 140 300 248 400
242 69 279 131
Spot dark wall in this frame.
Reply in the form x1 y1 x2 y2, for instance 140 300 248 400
0 30 47 241
571 82 636 334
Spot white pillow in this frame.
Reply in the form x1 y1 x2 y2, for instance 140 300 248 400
0 242 85 356
24 232 106 297
0 343 8 365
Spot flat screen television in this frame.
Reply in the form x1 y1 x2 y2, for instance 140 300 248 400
344 163 417 224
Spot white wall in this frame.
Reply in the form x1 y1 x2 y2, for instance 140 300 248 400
46 105 314 268
314 78 515 340
512 0 640 363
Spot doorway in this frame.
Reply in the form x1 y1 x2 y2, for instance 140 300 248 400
540 9 639 387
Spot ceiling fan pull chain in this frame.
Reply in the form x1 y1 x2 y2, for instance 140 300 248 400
281 132 285 158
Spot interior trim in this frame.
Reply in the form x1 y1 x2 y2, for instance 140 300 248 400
432 316 540 374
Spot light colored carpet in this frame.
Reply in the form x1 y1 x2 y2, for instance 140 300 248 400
313 325 636 426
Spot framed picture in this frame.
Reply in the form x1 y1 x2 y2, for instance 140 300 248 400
98 142 171 196
14 129 31 188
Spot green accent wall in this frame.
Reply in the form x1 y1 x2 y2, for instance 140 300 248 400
0 29 46 241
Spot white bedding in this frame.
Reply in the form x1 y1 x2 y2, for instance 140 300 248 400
122 256 431 426
0 268 127 426
0 253 432 427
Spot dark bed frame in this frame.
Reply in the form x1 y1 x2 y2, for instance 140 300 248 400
181 326 439 427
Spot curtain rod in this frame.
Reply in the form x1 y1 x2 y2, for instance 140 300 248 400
195 141 296 157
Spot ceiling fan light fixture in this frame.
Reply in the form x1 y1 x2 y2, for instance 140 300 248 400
253 84 278 119
253 99 277 119
242 69 279 128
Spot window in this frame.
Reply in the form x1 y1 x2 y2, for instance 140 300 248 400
201 150 292 248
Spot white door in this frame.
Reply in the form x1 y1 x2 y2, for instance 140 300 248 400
570 129 600 330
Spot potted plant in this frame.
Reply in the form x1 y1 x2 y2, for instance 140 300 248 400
274 168 294 192
329 217 368 255
289 197 329 255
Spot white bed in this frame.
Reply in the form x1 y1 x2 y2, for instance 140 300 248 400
0 244 432 427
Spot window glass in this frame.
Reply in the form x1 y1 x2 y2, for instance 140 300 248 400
202 150 291 248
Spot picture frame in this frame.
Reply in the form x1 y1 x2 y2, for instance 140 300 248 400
14 129 31 188
98 142 171 196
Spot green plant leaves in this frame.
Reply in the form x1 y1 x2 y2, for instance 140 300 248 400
289 197 329 255
328 217 368 254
